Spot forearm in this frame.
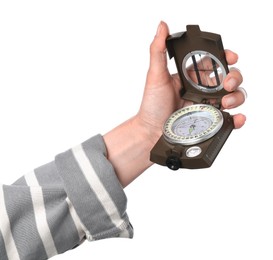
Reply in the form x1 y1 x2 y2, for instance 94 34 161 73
103 115 161 187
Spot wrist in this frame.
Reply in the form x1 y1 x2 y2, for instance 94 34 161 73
103 115 162 187
133 113 163 148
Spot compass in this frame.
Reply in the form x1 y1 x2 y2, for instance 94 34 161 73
150 25 234 170
163 104 223 145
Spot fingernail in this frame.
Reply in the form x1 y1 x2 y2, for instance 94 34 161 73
226 78 237 91
156 21 162 37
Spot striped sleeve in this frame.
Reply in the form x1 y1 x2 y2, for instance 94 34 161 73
0 134 133 260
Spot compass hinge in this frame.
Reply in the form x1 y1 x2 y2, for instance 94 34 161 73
201 98 221 109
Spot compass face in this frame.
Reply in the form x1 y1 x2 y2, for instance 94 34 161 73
163 104 223 145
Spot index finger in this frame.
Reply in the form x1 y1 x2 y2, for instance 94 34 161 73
225 49 239 65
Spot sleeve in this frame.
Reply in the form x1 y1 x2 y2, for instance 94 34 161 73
0 134 133 260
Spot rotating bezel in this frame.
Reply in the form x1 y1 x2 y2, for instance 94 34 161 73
163 104 224 145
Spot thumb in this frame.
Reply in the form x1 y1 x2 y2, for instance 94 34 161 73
149 21 169 75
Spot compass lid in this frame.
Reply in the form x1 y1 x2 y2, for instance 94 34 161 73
166 25 230 107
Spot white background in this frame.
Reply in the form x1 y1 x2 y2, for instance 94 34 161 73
0 0 272 259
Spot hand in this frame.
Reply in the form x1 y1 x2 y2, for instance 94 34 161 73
137 21 246 143
104 21 247 187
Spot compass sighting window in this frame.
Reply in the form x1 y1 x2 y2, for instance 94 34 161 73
182 51 227 93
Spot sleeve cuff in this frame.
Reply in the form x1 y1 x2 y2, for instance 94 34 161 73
55 134 133 240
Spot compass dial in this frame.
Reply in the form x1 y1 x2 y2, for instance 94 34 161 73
163 104 223 145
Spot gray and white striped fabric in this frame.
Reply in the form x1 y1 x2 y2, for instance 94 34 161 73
0 134 133 260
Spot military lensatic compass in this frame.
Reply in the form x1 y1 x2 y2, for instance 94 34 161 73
150 25 234 170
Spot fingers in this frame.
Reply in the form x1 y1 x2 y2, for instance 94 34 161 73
222 89 246 109
148 21 169 76
222 65 245 109
222 52 245 109
233 113 246 129
224 67 243 92
224 49 239 65
222 51 247 129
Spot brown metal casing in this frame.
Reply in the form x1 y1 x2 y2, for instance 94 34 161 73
150 25 235 170
150 111 234 169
